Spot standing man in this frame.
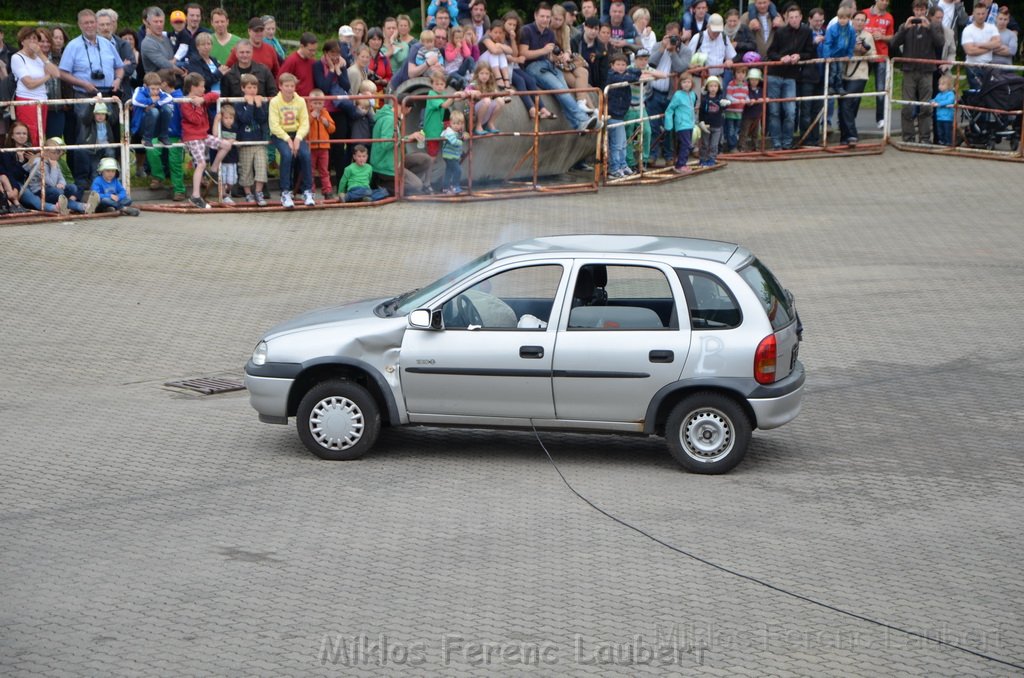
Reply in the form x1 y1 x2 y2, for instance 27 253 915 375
140 7 186 76
227 18 281 78
864 0 894 129
798 7 826 146
961 1 1001 87
891 0 944 142
280 33 319 96
765 3 816 150
520 2 599 131
221 40 277 98
209 8 240 65
184 4 210 44
647 32 692 166
464 0 491 43
97 8 136 102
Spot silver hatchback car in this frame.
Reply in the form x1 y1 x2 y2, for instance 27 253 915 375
245 235 804 473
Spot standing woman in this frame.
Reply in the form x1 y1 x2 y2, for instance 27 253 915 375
384 17 409 74
261 16 287 62
396 14 416 48
50 26 70 59
366 27 393 90
11 27 61 146
37 29 68 141
350 19 369 54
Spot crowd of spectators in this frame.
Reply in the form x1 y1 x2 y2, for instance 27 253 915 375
0 0 1021 214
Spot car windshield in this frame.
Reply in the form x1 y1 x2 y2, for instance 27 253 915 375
738 258 794 331
386 250 496 316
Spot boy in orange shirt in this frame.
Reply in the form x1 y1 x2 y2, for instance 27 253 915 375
307 89 337 200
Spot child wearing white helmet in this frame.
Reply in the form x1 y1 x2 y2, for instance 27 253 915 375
697 74 730 167
90 157 140 216
741 67 765 151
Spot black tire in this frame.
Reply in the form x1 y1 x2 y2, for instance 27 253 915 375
296 379 380 460
665 392 751 474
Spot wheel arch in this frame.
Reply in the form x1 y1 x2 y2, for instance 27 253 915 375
287 358 399 426
644 381 757 436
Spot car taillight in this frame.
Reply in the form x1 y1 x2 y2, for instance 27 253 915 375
754 335 777 385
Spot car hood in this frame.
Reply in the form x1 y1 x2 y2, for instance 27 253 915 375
262 297 389 340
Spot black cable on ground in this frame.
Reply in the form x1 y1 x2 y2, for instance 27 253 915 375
532 428 1023 672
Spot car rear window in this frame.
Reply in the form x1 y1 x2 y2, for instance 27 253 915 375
738 259 795 332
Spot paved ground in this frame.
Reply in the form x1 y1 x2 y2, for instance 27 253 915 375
1 149 1022 676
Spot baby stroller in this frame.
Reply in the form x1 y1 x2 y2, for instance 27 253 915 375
958 70 1024 151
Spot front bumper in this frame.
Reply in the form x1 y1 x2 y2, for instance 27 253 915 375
243 371 294 423
748 361 805 430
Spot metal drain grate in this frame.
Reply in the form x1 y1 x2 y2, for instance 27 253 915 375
164 376 246 395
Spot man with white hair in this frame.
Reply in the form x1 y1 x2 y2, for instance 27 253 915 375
96 8 136 101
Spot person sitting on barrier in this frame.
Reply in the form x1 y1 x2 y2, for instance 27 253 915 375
665 71 698 172
553 3 597 113
931 73 956 145
444 26 477 89
892 0 945 144
234 73 269 205
180 71 232 209
22 138 99 215
11 26 61 147
765 3 817 150
961 3 1001 89
698 74 728 166
338 143 389 203
488 14 556 121
90 157 139 216
748 0 782 33
479 21 513 91
520 2 599 131
414 31 446 72
839 11 876 146
440 109 469 193
132 72 174 147
724 65 749 152
466 61 506 133
215 103 240 204
268 72 312 208
428 0 461 29
740 67 764 151
306 89 336 201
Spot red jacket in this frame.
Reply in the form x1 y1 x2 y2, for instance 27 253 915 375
180 92 219 141
227 41 280 77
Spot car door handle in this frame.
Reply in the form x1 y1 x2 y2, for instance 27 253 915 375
649 350 674 363
520 345 544 359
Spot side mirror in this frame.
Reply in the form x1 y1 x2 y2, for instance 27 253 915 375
408 309 433 329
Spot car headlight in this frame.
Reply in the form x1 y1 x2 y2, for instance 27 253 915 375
252 341 268 366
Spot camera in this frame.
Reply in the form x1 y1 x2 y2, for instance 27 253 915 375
551 44 563 56
91 69 105 80
669 35 681 47
910 17 924 24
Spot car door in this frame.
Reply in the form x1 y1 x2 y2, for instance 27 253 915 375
551 261 691 423
400 262 567 420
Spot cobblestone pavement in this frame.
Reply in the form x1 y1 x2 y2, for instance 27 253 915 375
1 150 1022 677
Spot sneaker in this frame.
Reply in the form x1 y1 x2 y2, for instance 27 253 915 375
846 137 858 147
281 191 294 209
302 190 315 206
877 119 885 129
56 195 69 216
255 191 267 207
189 196 210 209
451 186 463 195
673 165 693 174
245 193 256 204
149 178 163 190
120 206 141 217
622 167 635 176
159 137 171 147
173 192 187 202
222 195 236 206
608 169 625 179
142 138 154 148
586 114 601 130
323 191 335 201
84 192 100 214
362 195 374 202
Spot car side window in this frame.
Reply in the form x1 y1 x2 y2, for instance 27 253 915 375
675 269 742 329
441 265 563 330
568 264 677 330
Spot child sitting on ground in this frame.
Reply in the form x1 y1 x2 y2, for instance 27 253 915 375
337 144 389 202
90 157 140 216
440 109 469 194
234 73 269 206
216 103 240 205
931 74 955 147
180 72 233 209
131 72 174 147
665 72 698 173
307 88 337 200
466 62 505 135
269 72 314 208
22 138 99 214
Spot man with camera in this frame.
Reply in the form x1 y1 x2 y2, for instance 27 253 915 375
891 0 944 143
647 27 692 165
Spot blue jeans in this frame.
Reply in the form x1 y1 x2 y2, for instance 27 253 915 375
766 76 797 149
724 117 741 151
607 119 626 172
525 60 588 129
272 136 312 193
674 129 693 168
871 60 888 122
344 186 389 202
140 105 173 141
443 158 462 188
645 88 673 160
935 119 952 146
20 184 85 213
839 78 866 142
98 196 133 211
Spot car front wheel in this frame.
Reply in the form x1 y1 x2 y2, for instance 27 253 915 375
296 379 380 460
666 392 751 474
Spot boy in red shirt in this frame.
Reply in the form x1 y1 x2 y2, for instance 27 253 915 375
180 72 234 209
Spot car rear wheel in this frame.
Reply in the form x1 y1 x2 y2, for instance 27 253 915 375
666 392 751 474
297 379 380 460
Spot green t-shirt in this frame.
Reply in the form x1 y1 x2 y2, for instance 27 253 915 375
210 34 240 66
338 162 374 193
424 90 444 139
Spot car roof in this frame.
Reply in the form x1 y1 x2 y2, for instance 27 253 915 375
493 235 748 266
